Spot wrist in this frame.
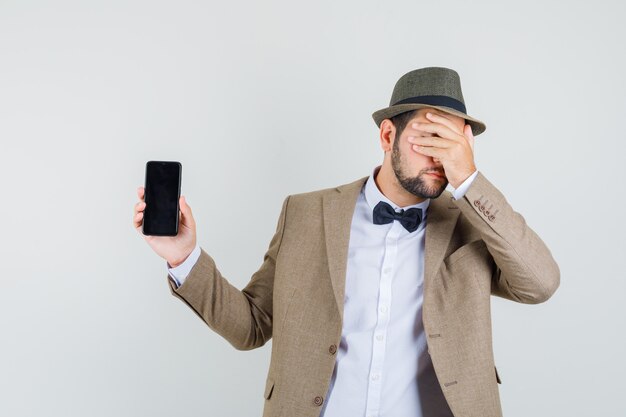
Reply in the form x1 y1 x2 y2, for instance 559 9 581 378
168 249 193 268
449 167 476 189
168 259 184 268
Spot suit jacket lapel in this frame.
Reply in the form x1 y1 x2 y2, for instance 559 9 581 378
423 194 461 299
322 175 461 324
322 176 368 322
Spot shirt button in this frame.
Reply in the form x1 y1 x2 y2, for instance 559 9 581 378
380 306 388 313
383 267 391 274
313 396 324 406
371 373 380 381
376 334 384 341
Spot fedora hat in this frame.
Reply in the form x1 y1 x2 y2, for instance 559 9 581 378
372 67 486 136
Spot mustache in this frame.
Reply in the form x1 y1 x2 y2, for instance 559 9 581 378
422 167 445 176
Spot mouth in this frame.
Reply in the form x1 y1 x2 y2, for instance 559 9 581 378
425 172 445 178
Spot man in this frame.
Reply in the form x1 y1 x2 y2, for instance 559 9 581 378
133 67 560 417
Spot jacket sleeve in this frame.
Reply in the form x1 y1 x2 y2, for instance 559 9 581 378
452 171 560 304
166 195 290 350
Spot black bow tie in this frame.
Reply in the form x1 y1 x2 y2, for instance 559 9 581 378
372 201 423 233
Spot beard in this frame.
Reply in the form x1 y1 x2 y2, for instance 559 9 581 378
391 136 448 199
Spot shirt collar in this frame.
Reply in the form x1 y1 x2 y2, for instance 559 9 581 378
364 165 430 217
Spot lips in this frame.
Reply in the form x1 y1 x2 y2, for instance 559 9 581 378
426 172 444 178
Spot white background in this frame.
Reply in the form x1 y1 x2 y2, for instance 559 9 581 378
1 0 625 416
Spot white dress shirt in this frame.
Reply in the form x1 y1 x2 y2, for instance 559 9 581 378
167 166 477 417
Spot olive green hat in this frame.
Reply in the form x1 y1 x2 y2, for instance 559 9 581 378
372 66 486 136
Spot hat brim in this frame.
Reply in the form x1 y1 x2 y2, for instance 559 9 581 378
372 103 486 136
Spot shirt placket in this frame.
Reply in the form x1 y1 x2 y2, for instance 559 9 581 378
364 220 401 417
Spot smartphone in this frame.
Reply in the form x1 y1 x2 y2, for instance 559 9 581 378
142 161 182 236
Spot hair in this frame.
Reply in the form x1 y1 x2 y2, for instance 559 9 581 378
389 109 419 139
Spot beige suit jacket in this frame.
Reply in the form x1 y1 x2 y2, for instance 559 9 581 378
168 171 560 417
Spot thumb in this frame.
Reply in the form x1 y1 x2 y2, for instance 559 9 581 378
464 124 475 151
179 195 195 226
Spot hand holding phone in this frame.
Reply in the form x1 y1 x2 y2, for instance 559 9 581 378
133 161 197 267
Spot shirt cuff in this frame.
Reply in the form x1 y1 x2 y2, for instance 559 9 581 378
450 170 478 200
167 244 202 288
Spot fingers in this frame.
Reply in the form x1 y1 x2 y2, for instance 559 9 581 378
424 112 463 135
411 144 447 159
134 201 146 215
422 113 474 154
133 210 144 230
407 135 453 149
410 121 464 144
134 187 146 231
133 200 144 229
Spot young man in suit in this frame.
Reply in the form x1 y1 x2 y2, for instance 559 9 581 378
133 67 560 417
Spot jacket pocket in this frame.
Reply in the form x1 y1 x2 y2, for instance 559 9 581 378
495 366 502 384
444 239 488 266
264 376 275 399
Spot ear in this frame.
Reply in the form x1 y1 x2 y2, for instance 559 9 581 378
379 119 396 153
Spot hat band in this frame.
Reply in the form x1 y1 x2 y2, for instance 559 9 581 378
393 95 466 114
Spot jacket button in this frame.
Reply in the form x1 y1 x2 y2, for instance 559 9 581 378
329 344 337 355
480 205 486 212
313 396 324 406
485 210 490 216
488 215 495 221
474 199 481 207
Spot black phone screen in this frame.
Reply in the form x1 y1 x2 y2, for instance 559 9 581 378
143 161 182 236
